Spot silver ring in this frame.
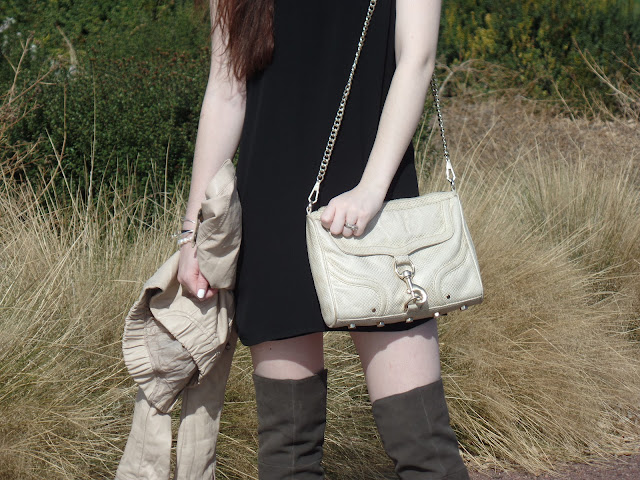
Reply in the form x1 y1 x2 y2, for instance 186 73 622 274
344 222 359 232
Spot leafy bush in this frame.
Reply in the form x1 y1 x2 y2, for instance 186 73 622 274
1 1 211 198
17 48 208 196
1 0 207 57
439 0 640 102
1 0 639 196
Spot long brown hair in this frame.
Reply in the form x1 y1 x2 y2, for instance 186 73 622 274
213 0 275 80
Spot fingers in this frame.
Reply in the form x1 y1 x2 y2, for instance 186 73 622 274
196 273 208 299
319 187 384 238
177 248 219 301
320 204 336 230
342 216 359 238
329 207 347 236
320 205 343 235
182 276 217 302
320 200 354 236
320 200 364 237
320 205 361 237
196 272 218 300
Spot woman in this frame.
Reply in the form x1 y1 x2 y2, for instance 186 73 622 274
177 0 469 478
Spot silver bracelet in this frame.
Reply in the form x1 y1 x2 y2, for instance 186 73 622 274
171 229 194 239
178 210 202 248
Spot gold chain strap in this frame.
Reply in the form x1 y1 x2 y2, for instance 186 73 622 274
306 0 378 215
430 78 456 189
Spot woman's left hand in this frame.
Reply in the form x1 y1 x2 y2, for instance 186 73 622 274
320 183 386 237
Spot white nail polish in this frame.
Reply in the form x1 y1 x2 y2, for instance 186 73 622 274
197 288 205 299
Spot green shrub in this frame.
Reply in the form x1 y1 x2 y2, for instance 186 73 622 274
18 49 208 196
439 0 640 103
0 0 207 58
2 0 639 197
1 1 211 199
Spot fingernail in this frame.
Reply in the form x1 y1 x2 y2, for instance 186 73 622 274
197 288 205 299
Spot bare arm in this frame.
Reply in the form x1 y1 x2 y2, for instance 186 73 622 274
182 4 246 225
320 0 442 236
178 0 246 300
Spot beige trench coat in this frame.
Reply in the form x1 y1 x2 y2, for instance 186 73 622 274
116 159 241 480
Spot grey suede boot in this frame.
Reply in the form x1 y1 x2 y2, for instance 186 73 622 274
253 369 328 480
372 378 469 480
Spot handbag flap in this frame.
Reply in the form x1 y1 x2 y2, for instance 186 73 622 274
308 191 457 256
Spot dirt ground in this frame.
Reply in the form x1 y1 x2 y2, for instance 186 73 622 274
469 454 640 479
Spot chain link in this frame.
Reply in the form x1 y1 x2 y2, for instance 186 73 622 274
430 78 456 189
307 0 378 214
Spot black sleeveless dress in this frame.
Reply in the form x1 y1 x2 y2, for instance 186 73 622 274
234 0 431 346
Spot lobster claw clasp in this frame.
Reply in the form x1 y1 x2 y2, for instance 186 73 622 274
405 284 428 308
394 259 428 310
306 181 321 215
401 274 428 309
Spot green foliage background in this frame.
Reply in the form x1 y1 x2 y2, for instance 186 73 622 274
1 0 639 196
438 0 640 98
1 0 211 197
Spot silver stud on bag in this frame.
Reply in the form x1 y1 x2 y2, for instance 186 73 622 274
460 305 468 311
433 312 440 318
377 321 385 327
406 317 414 323
348 323 356 329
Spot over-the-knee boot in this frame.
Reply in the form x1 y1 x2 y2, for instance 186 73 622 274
253 369 328 479
372 378 469 480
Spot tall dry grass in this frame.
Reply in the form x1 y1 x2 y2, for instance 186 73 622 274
579 46 640 122
0 55 182 477
0 133 183 478
2 73 640 478
417 95 640 472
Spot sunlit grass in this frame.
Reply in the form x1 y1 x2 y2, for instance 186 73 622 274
1 69 639 478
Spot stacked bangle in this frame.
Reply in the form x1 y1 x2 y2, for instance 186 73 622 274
175 215 200 248
171 229 194 237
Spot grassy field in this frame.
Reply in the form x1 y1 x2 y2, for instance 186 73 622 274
1 69 640 478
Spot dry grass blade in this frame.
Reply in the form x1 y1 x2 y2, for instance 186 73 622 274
420 94 640 474
577 43 640 122
1 63 639 478
0 37 56 178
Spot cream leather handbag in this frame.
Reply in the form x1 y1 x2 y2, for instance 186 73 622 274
305 0 483 329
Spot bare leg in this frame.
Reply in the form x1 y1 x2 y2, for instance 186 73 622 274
350 318 441 402
351 319 469 480
251 332 324 379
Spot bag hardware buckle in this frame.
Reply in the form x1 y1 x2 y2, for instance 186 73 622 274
394 260 428 310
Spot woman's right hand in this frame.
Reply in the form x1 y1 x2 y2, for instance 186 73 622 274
177 242 218 301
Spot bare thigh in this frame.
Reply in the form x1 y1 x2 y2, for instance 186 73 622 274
250 332 325 380
350 319 441 403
